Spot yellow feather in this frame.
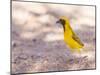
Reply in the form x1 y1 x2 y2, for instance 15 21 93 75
57 16 84 53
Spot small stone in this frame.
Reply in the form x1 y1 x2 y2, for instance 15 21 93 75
32 39 36 42
13 42 17 47
18 54 28 60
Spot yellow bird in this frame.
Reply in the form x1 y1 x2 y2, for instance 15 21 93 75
56 16 84 53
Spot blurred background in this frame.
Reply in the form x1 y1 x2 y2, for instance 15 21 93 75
12 1 96 74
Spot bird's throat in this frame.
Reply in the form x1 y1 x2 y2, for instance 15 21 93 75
62 24 65 32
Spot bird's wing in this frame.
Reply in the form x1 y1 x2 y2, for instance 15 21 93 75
72 33 84 46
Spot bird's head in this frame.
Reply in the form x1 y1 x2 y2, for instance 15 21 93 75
56 16 70 26
56 16 70 31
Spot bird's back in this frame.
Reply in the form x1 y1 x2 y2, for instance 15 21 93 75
64 23 84 52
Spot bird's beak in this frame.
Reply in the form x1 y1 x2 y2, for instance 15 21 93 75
56 20 60 24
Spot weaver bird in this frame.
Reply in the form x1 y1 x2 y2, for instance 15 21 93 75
56 16 84 53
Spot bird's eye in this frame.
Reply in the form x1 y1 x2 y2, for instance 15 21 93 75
60 19 65 25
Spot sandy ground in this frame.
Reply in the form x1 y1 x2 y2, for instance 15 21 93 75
11 1 96 74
